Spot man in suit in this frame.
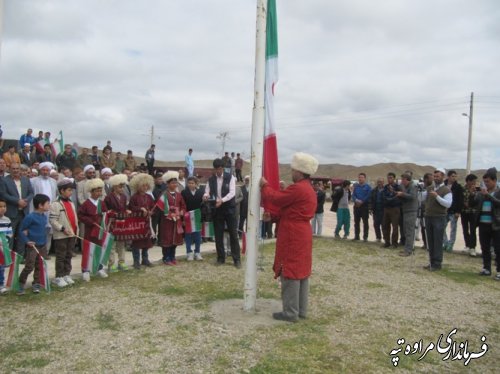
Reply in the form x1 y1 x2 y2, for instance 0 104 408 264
0 162 34 256
30 161 58 254
203 158 241 268
18 143 34 167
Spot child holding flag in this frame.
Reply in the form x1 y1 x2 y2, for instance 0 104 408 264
78 178 108 281
49 178 78 288
17 194 51 295
0 199 13 294
128 173 155 269
181 176 204 261
158 171 186 265
104 174 130 272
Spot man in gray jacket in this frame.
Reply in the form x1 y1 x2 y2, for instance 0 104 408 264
396 173 418 256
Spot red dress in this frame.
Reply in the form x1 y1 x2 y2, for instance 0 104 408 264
158 191 186 247
261 179 317 280
128 192 155 249
78 199 107 245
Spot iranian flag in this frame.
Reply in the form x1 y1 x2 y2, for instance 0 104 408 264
184 209 202 233
156 194 169 215
98 210 106 240
34 138 49 153
201 221 215 238
99 231 114 268
6 251 23 290
82 239 99 272
241 231 247 255
38 256 51 293
51 130 64 157
262 0 280 215
0 233 12 266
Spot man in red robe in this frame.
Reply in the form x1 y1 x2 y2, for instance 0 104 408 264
260 152 319 322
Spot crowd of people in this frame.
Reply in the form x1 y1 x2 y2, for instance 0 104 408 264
0 128 251 296
0 128 498 309
311 168 500 279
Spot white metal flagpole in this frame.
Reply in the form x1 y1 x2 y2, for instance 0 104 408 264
244 0 268 312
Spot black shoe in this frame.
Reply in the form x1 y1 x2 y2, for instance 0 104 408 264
363 238 368 242
299 315 306 319
215 261 225 266
479 269 491 276
272 312 298 323
352 237 360 241
133 262 141 270
142 261 154 267
429 266 442 272
392 244 398 249
422 264 431 271
234 261 242 269
382 243 391 248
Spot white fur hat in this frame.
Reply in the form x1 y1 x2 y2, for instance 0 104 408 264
163 171 179 183
291 152 319 176
109 174 128 187
85 178 104 193
101 167 113 176
129 173 154 193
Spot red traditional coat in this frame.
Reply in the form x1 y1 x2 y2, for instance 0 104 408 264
128 192 155 249
78 199 107 244
158 191 186 247
261 179 317 280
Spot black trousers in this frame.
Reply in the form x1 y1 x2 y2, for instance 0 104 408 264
478 223 500 272
214 209 240 263
461 212 477 249
354 204 369 240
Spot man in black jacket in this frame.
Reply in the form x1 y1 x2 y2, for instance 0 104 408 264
443 170 464 252
312 181 326 235
238 175 250 236
203 158 241 268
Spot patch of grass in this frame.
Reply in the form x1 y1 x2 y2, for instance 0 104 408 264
365 282 386 289
157 285 188 296
95 311 121 331
249 334 340 374
16 357 52 369
435 267 482 285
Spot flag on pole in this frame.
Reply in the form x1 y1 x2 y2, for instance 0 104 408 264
34 138 49 153
201 221 215 238
0 233 12 266
82 239 99 272
98 211 106 240
6 251 23 290
100 231 114 267
184 209 202 233
262 0 280 215
156 194 169 215
51 130 64 157
38 256 51 293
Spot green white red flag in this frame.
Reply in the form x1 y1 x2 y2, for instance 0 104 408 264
184 209 202 233
51 130 64 157
201 222 214 238
0 233 12 266
6 251 23 290
38 255 51 293
156 194 169 215
262 0 280 215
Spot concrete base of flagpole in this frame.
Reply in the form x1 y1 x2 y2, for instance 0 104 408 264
210 299 284 331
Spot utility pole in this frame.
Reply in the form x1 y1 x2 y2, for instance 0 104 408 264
0 0 4 61
216 131 230 155
150 125 154 146
463 92 474 176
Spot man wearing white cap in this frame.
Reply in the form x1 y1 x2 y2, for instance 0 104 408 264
423 168 452 271
19 143 34 167
260 152 318 322
30 161 58 253
77 165 97 205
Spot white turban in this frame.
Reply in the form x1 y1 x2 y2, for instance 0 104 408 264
83 165 95 174
39 162 55 170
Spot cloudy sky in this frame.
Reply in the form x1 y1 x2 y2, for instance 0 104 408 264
0 0 499 169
